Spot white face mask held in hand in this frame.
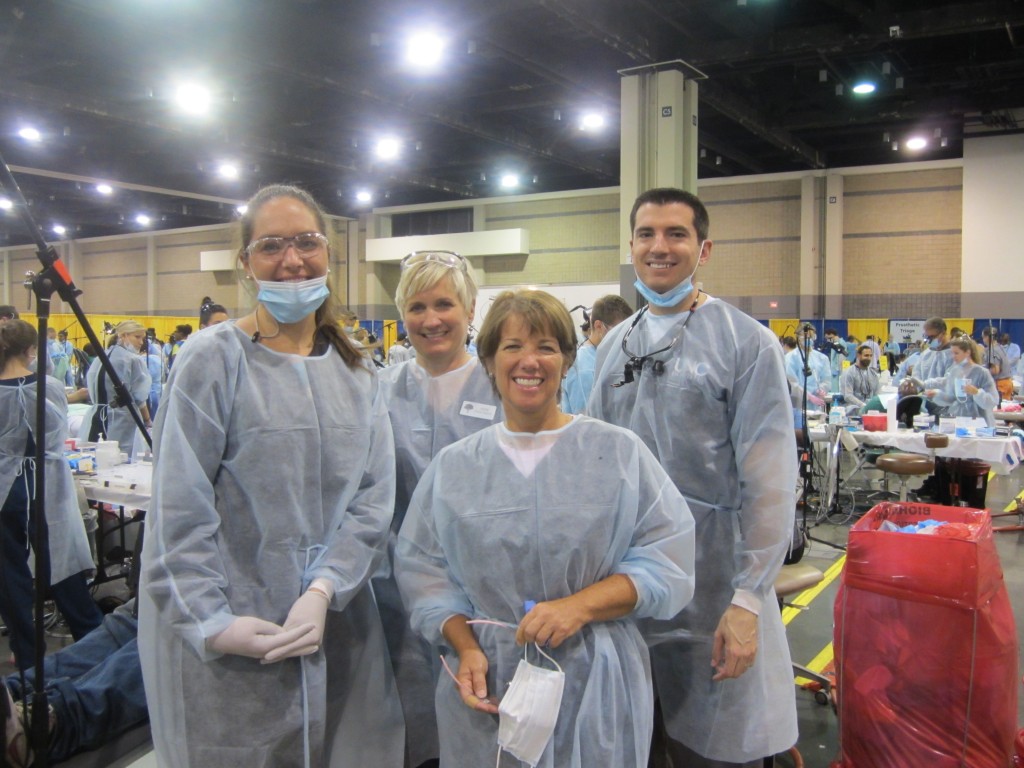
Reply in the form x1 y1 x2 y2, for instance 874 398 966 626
496 643 565 767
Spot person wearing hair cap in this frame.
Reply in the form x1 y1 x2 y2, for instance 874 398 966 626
79 319 151 454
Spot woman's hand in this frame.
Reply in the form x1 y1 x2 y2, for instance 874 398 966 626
516 575 639 648
455 648 499 714
515 597 589 649
964 383 979 396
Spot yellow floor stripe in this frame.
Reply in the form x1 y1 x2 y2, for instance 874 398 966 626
795 642 835 683
782 555 846 625
1006 487 1024 512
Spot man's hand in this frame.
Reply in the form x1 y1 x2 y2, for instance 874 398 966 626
711 605 758 681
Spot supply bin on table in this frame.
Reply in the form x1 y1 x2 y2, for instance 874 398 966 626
834 502 1017 767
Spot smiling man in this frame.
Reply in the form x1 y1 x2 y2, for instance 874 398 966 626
589 188 798 767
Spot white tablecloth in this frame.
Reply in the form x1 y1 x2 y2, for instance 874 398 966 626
76 461 152 508
809 426 1023 475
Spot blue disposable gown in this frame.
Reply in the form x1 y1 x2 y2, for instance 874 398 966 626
0 375 95 584
395 416 695 768
588 298 798 763
79 344 151 453
138 323 403 768
930 361 999 425
560 341 597 414
376 356 501 766
784 347 831 404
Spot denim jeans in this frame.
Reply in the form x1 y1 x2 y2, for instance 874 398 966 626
7 601 145 761
0 496 104 671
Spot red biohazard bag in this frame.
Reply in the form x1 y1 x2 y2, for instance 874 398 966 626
834 502 1018 767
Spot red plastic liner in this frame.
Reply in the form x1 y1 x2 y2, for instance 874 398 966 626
834 502 1018 767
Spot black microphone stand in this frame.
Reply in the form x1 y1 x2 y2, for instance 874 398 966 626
0 151 152 768
797 331 846 552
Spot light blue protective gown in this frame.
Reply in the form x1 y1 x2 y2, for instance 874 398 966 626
784 347 831 403
916 345 953 388
929 361 999 425
560 341 597 414
79 344 151 454
588 298 798 764
0 375 95 583
376 356 501 767
395 416 695 768
138 322 403 768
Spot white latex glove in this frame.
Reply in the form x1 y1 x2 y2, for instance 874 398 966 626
262 590 330 663
207 616 316 660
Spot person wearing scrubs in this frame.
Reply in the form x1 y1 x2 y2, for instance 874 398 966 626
377 250 502 768
80 319 151 454
0 319 102 674
560 294 633 414
924 336 999 426
396 289 695 768
138 184 403 768
589 188 798 767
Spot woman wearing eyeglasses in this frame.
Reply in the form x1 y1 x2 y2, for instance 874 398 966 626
395 290 695 768
374 249 502 768
139 185 403 768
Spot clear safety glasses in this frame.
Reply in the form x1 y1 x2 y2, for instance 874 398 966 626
400 250 468 273
246 232 329 261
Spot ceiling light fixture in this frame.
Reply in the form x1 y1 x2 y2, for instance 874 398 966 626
0 198 12 211
175 83 212 116
580 113 605 131
405 31 445 68
96 184 113 195
52 224 66 235
236 205 248 216
18 127 41 142
135 214 151 226
852 81 876 95
500 173 519 189
356 190 373 204
375 137 401 160
905 136 927 150
217 163 239 180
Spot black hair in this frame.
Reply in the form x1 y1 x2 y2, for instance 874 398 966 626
629 188 710 241
199 297 228 328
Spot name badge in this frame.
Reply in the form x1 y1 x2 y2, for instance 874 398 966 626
460 401 497 420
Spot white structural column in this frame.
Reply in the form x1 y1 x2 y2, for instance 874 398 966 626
619 64 700 301
146 235 157 314
823 174 844 319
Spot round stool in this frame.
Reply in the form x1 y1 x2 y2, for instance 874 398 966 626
875 453 934 501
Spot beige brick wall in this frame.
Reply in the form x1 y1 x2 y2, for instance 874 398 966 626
699 180 802 297
481 193 620 285
843 168 962 295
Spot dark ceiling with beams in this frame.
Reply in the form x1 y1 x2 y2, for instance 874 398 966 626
1 0 1023 247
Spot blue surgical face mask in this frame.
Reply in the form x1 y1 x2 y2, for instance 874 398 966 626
634 240 705 309
928 337 941 350
256 275 329 324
